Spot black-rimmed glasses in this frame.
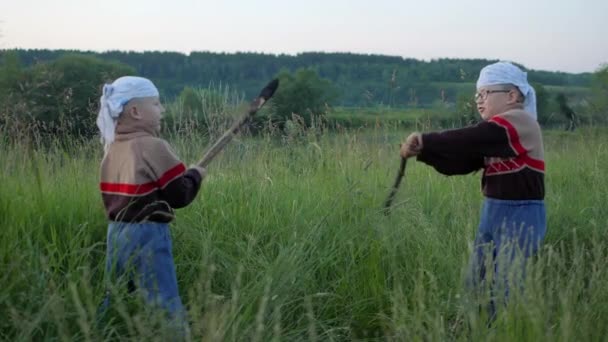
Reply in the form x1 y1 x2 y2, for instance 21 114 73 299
474 89 511 102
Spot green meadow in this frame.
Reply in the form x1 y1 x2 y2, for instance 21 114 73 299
1 123 607 341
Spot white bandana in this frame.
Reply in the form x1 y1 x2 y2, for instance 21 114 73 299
96 76 159 150
476 62 537 120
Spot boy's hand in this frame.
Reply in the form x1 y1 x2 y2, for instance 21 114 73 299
190 165 207 180
400 132 423 159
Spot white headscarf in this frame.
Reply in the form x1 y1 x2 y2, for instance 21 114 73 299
96 76 159 150
476 61 537 120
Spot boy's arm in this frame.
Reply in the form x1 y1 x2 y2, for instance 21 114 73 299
413 120 518 175
160 165 205 209
143 139 205 209
417 150 484 175
420 120 517 158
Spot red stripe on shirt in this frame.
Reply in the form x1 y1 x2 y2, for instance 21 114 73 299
485 156 545 176
489 116 527 155
100 163 186 195
487 116 545 174
156 163 186 188
100 181 157 196
521 155 545 172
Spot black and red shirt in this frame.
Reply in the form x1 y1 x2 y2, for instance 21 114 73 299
417 109 545 200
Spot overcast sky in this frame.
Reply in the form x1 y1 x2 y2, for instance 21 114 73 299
1 0 606 73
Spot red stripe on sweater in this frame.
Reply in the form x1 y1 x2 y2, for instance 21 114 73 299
521 155 545 171
486 116 545 174
489 116 527 155
485 156 545 175
100 163 186 195
156 163 187 188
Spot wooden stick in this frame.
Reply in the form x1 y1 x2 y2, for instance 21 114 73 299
197 79 279 168
383 157 407 215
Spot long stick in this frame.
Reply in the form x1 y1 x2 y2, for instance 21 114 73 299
383 157 407 215
197 79 279 168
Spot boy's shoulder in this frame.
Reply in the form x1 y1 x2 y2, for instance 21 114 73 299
131 135 181 168
492 109 541 132
492 110 543 146
106 135 176 165
132 134 166 144
495 109 536 125
131 135 172 153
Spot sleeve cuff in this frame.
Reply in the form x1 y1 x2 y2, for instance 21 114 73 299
189 165 207 180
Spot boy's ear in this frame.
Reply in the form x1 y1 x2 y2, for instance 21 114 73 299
131 106 143 120
126 103 143 120
507 89 520 104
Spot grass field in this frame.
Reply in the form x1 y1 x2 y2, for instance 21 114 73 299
326 107 461 129
1 124 607 341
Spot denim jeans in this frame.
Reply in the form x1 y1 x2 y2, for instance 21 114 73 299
99 221 187 332
466 197 546 318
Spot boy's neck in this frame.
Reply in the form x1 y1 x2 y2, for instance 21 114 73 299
115 116 159 139
486 104 526 120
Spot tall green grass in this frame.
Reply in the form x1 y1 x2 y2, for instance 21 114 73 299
1 125 607 341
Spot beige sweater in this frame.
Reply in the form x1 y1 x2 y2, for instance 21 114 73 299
100 125 203 222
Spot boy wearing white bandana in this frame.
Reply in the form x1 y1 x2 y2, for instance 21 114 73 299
400 62 546 319
97 76 205 334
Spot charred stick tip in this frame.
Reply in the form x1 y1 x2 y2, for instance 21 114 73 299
259 79 279 100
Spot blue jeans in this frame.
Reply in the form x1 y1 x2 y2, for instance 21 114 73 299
100 221 186 324
466 197 546 316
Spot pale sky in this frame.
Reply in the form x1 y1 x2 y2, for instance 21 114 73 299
1 0 607 73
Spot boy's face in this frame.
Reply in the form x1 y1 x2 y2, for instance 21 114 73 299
127 96 165 133
475 85 519 120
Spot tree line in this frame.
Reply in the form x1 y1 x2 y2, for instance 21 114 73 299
4 49 592 106
0 49 605 140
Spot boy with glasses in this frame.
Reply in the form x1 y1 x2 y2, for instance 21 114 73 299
400 62 545 319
